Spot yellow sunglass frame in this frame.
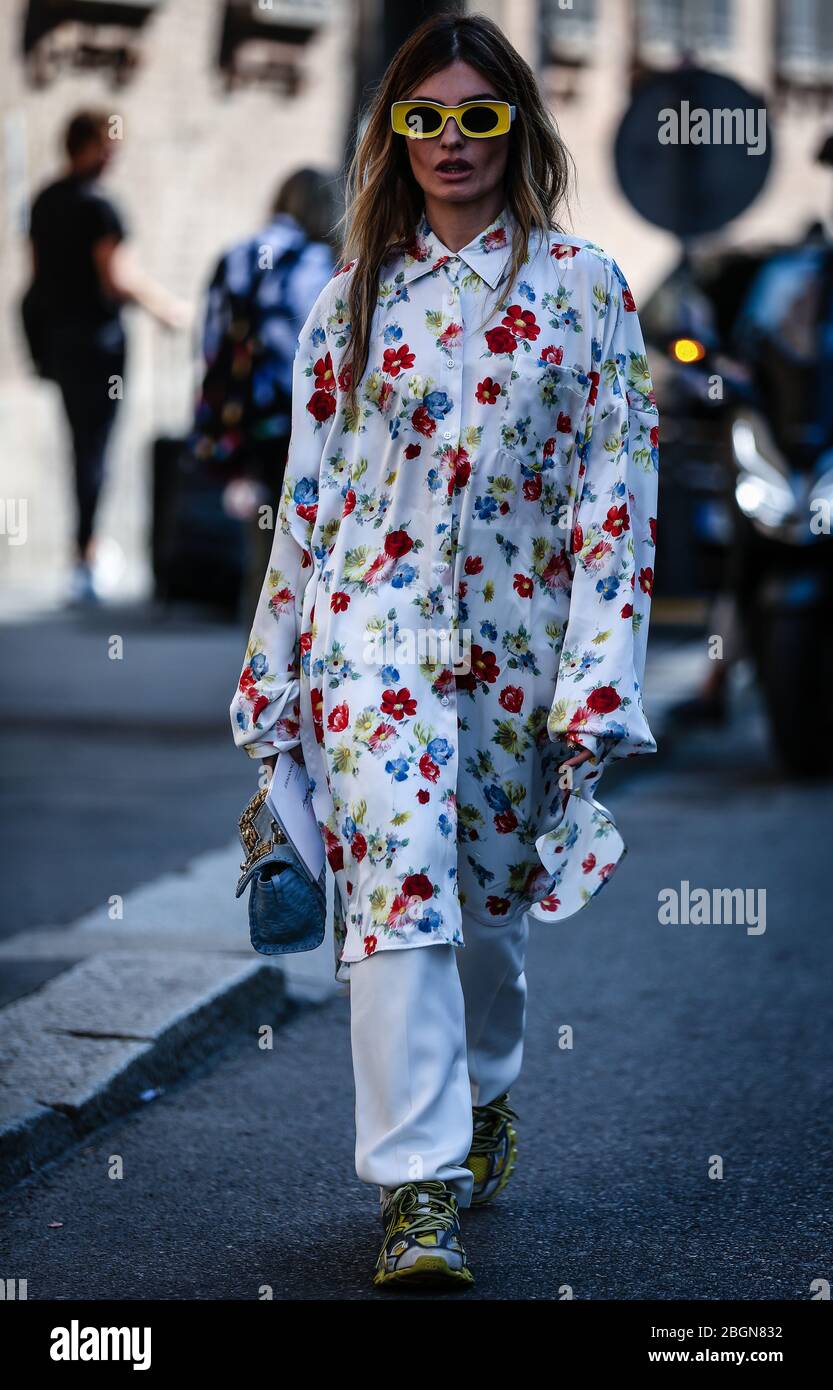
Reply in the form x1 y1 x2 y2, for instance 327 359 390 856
390 99 516 140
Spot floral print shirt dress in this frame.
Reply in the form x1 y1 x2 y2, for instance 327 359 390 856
229 203 660 983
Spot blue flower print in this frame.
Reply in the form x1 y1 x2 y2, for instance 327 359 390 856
385 757 410 782
426 737 453 765
596 575 621 600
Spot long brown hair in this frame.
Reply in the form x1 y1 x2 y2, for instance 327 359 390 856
335 11 576 419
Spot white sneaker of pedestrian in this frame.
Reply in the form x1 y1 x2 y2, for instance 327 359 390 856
90 537 126 597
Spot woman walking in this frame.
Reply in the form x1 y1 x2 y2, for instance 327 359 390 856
230 12 659 1290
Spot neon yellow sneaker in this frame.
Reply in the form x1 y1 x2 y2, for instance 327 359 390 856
373 1180 474 1288
464 1091 518 1206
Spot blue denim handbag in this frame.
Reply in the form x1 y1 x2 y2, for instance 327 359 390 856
236 786 326 955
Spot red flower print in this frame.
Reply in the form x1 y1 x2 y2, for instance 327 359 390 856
411 404 437 437
571 522 583 553
330 590 350 612
382 344 415 376
381 687 417 720
513 573 533 598
650 424 659 449
541 344 564 364
486 895 512 916
537 893 560 912
639 566 654 595
252 694 268 722
326 840 344 873
404 442 422 459
299 630 311 655
239 664 257 696
586 539 613 566
499 685 524 713
419 752 440 783
464 555 483 575
484 226 508 252
313 351 336 393
450 456 471 493
551 243 580 260
494 810 518 834
582 852 597 874
402 872 433 901
502 305 541 342
351 832 367 863
328 702 350 731
338 364 352 393
620 602 633 619
417 788 430 804
296 503 318 525
622 287 636 312
485 325 518 356
342 489 356 517
476 377 502 404
469 645 500 685
523 475 542 501
599 863 616 882
311 688 324 744
542 550 570 587
363 935 377 956
307 389 336 423
649 516 657 544
603 504 630 539
556 411 572 433
384 529 414 558
587 370 600 406
586 685 621 715
268 585 293 615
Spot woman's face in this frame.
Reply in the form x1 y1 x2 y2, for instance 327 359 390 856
400 60 510 208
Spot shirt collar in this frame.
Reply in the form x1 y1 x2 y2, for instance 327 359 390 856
391 204 517 290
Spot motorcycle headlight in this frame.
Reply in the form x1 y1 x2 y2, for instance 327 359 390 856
731 416 796 527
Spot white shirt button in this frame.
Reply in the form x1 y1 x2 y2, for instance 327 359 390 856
441 696 450 706
443 430 453 439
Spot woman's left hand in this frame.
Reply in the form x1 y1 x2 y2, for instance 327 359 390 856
558 745 595 810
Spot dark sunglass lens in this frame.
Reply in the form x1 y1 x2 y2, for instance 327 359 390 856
402 104 444 135
461 105 500 134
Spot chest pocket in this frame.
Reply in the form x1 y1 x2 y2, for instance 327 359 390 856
496 353 591 520
500 353 588 453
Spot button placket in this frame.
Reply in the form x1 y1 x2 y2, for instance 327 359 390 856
431 259 463 664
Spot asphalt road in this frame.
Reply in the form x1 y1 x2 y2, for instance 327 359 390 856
3 692 831 1301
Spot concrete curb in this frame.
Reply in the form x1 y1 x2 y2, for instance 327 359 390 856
0 950 291 1194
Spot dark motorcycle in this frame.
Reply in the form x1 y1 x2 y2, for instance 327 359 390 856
643 235 833 775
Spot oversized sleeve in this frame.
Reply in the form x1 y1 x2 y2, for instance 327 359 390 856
547 256 660 770
228 285 335 759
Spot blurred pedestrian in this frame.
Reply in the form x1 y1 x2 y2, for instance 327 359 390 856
191 168 340 618
25 109 188 604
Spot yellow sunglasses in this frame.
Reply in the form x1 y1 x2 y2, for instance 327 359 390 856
391 99 516 140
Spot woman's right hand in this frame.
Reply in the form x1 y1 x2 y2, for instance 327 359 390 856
260 745 305 777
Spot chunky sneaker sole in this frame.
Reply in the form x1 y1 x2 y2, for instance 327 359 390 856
373 1255 474 1288
373 1180 474 1288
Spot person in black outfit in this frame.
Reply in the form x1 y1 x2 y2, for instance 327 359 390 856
27 110 187 603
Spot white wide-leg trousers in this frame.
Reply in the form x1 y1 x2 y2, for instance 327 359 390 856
348 908 530 1210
